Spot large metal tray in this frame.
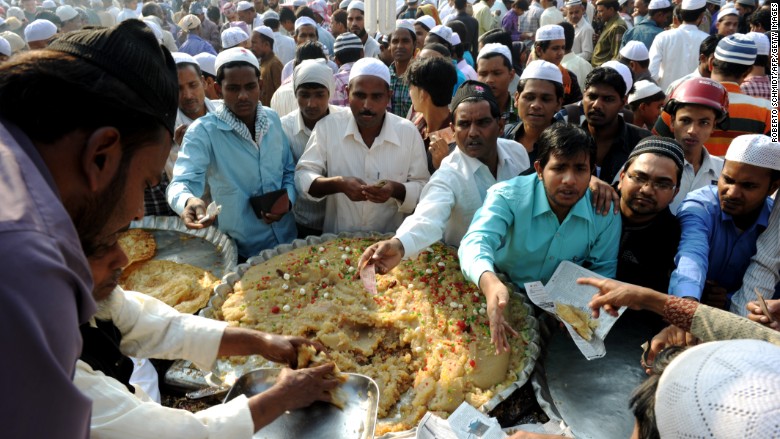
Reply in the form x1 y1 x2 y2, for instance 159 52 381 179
224 368 380 439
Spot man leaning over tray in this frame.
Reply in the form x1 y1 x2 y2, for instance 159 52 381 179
74 232 339 438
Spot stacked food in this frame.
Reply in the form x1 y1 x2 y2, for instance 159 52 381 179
216 237 534 435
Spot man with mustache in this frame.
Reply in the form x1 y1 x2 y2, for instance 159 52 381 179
346 1 380 58
669 135 780 308
295 57 429 233
389 23 416 117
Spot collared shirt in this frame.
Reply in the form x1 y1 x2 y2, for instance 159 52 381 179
519 1 544 36
669 147 723 215
669 185 774 300
740 75 771 101
571 19 594 62
168 104 297 258
473 1 499 37
540 6 565 27
281 105 347 229
647 24 709 91
390 63 412 117
295 110 430 234
0 118 96 439
73 288 255 439
273 31 296 65
459 174 621 287
561 52 593 91
330 62 354 107
591 14 627 67
179 33 218 56
395 139 530 256
502 9 522 42
581 117 651 184
620 19 663 54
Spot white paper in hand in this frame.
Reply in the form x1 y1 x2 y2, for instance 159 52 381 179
197 201 222 224
360 263 378 295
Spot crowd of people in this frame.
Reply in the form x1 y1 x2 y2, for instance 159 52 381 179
0 0 778 438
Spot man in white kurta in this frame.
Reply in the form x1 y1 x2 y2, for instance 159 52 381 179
647 0 709 90
295 57 430 234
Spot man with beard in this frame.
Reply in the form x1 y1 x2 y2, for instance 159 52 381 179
389 23 416 117
346 1 380 58
358 80 530 275
670 135 780 308
295 58 429 234
459 123 621 354
0 21 177 438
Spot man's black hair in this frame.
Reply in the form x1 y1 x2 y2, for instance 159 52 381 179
512 0 529 10
700 34 723 57
617 55 650 69
711 58 752 79
454 0 468 10
447 20 470 54
422 42 452 58
405 56 458 107
264 17 280 29
559 21 575 52
598 0 620 12
749 8 769 31
206 5 220 23
279 6 295 23
216 60 260 83
517 78 564 100
295 5 315 20
478 51 513 71
629 346 686 439
335 47 362 64
177 61 202 77
585 66 627 98
536 123 596 171
680 6 705 23
293 40 326 66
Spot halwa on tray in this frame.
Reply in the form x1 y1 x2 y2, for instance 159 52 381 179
119 259 219 314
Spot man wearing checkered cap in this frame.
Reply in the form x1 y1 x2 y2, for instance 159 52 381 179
331 32 364 106
620 0 672 51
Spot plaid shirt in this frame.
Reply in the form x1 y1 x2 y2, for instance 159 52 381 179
390 63 412 117
518 2 543 36
330 62 353 107
144 172 177 217
740 76 771 101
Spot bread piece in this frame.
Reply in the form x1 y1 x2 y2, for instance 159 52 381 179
297 345 348 409
118 229 156 265
119 260 218 314
555 302 599 341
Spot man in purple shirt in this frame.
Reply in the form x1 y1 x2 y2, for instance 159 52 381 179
0 20 177 438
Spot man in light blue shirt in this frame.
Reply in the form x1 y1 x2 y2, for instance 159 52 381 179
167 47 297 259
669 135 780 307
459 123 622 353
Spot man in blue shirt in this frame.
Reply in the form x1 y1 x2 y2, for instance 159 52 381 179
168 47 297 259
459 123 622 353
669 135 780 308
620 0 672 50
178 14 218 56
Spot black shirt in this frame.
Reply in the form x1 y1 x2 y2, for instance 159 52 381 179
617 206 681 293
581 116 651 184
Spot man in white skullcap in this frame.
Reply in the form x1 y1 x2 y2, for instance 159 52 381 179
476 42 518 125
740 31 770 100
565 0 594 61
169 47 299 259
670 135 780 307
56 5 83 32
279 18 339 84
714 6 738 36
178 14 218 56
347 1 380 58
24 19 57 50
618 40 653 83
414 15 435 51
295 57 430 234
263 9 296 65
626 79 664 129
647 0 709 90
222 26 251 49
620 0 672 50
0 31 25 55
194 52 219 99
389 22 416 117
236 0 262 28
281 59 347 237
533 24 582 105
250 25 283 106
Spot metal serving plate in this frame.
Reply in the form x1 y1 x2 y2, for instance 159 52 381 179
224 368 380 439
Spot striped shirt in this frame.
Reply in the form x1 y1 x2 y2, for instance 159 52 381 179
652 82 773 156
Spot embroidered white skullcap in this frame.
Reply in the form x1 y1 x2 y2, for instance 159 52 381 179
627 80 663 104
725 135 780 171
681 0 705 9
222 26 250 49
0 31 25 53
236 1 253 11
142 19 164 43
477 42 513 65
520 60 563 84
56 4 78 21
294 16 317 31
24 19 57 43
717 5 738 17
746 31 769 56
655 340 780 439
450 32 461 46
253 25 275 41
172 51 199 66
294 58 335 95
619 40 649 61
349 57 391 86
565 0 583 7
194 52 217 76
262 10 279 21
715 33 757 65
0 37 10 57
429 25 453 42
602 60 633 96
178 14 201 31
339 0 350 8
535 24 564 41
215 46 260 73
347 0 364 11
415 15 435 30
396 19 415 35
41 0 57 8
648 0 671 9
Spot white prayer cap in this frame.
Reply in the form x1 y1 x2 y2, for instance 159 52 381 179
6 6 24 21
347 1 364 11
619 40 649 61
339 0 350 8
429 25 452 42
143 18 164 43
627 80 663 104
450 32 461 46
236 1 254 11
0 31 25 54
253 25 275 41
215 47 260 73
706 0 720 4
535 24 564 42
415 15 435 30
477 42 513 65
194 52 217 76
0 37 10 57
172 51 199 66
746 31 769 56
24 19 57 43
222 27 250 49
294 58 335 95
262 10 279 21
602 60 633 96
655 340 780 439
717 5 738 17
294 16 317 31
520 60 563 84
178 14 201 31
648 0 672 9
4 17 22 31
681 0 705 10
55 4 78 21
349 57 391 86
564 0 583 7
395 19 415 35
41 0 57 8
725 135 780 171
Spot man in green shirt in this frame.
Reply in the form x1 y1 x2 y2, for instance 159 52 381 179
591 0 627 67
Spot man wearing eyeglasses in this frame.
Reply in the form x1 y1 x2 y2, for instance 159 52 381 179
615 136 683 297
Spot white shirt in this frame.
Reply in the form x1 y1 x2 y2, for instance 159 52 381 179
281 105 347 229
73 288 255 439
273 31 296 66
395 138 530 257
669 147 723 215
540 6 565 27
295 110 430 234
363 34 380 59
270 82 297 118
571 19 594 62
648 24 710 91
561 52 592 91
457 59 478 81
116 7 139 22
280 58 339 84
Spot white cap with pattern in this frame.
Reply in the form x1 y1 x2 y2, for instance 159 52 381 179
520 60 563 84
222 26 250 49
725 134 780 171
477 42 513 65
535 24 565 42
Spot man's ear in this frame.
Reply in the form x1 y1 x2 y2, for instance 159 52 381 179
82 127 122 193
533 160 543 178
